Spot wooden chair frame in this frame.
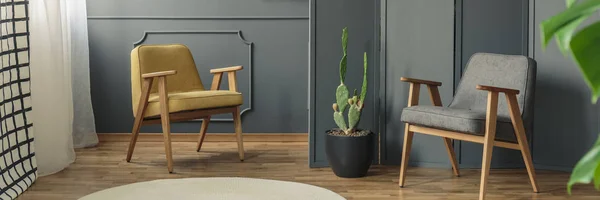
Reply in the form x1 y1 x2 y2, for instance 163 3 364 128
398 77 539 200
126 66 245 173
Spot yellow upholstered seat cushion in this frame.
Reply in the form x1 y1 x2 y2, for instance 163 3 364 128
142 90 243 117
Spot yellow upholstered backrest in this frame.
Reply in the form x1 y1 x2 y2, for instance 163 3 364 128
130 44 205 115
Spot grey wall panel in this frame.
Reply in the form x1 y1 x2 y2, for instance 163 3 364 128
87 1 309 133
309 0 378 167
457 0 529 168
382 0 455 166
87 0 308 17
532 0 600 171
460 0 527 70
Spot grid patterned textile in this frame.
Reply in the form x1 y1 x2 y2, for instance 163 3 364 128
0 0 36 199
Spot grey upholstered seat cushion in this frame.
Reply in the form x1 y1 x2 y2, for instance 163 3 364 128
401 105 517 142
400 53 536 143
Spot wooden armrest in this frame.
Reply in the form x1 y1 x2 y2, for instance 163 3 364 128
400 77 442 86
476 85 520 95
142 70 177 79
209 66 241 92
210 66 243 74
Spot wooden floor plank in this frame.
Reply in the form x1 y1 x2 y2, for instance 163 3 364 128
18 141 600 200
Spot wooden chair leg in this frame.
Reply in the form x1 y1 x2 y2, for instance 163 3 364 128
443 138 460 176
506 94 539 192
399 124 414 187
127 114 144 162
426 85 460 176
196 117 211 152
233 106 244 161
126 78 152 162
400 83 420 187
479 136 496 200
479 91 499 200
158 77 174 173
515 129 539 192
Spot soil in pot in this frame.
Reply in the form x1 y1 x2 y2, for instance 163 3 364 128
327 129 371 137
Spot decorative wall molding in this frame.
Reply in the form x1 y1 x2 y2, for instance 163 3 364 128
88 16 309 20
133 30 253 122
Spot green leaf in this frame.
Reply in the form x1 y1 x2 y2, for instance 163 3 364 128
360 52 368 104
540 0 600 48
567 136 600 194
333 111 347 131
569 20 600 103
336 84 349 112
552 0 588 56
554 16 588 56
553 0 588 56
594 163 600 190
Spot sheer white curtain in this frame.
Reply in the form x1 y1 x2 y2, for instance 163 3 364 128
30 0 98 176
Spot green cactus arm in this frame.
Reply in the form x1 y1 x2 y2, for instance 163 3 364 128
339 55 347 83
333 111 348 132
339 27 348 83
336 84 349 112
348 104 361 132
359 52 368 105
342 27 348 53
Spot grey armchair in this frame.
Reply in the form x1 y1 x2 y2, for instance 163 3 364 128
398 53 538 200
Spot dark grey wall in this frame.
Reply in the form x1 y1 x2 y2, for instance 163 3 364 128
531 0 600 171
381 0 455 166
87 0 309 133
309 0 379 167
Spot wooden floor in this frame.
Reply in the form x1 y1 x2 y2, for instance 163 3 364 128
18 141 600 200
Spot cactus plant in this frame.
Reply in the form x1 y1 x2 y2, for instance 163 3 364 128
332 27 368 135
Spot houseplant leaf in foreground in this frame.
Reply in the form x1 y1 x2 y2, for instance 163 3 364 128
540 0 600 194
567 0 578 7
552 0 590 55
568 137 600 193
540 0 600 48
569 20 600 102
565 20 600 193
553 16 588 55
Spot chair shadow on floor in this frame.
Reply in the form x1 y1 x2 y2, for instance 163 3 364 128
396 169 478 188
126 151 257 169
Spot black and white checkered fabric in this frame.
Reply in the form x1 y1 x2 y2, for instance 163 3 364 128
0 0 36 199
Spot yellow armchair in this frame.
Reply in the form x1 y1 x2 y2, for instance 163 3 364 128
126 44 245 173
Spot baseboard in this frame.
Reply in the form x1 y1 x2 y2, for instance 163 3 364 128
98 133 308 143
534 164 573 172
309 161 330 168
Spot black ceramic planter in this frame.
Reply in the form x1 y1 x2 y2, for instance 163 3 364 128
325 131 374 178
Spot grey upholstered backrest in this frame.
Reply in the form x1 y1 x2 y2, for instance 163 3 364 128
449 53 536 124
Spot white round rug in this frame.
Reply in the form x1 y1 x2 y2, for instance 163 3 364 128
80 177 346 200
